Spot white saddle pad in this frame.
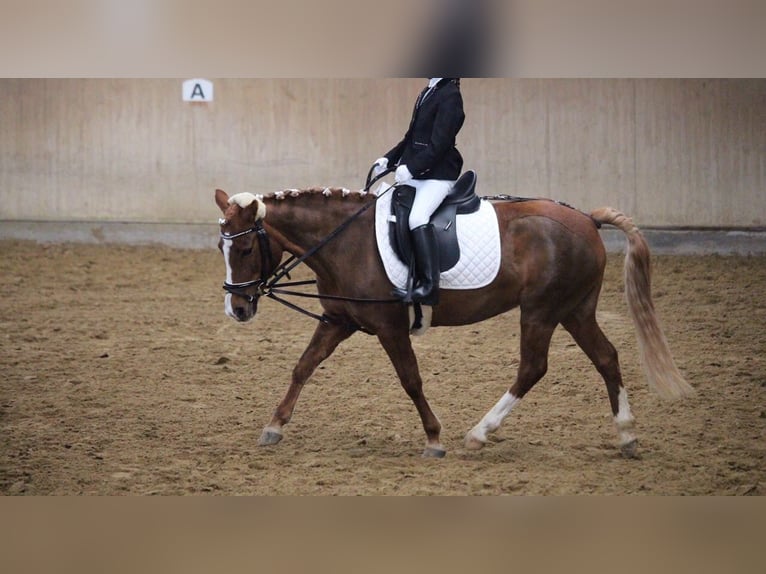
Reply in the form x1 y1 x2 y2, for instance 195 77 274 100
374 183 502 290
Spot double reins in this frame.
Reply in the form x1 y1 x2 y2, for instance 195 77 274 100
221 167 400 324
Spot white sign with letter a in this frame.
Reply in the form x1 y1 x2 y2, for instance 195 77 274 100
183 79 214 102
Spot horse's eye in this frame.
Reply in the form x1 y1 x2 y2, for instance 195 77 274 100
241 248 253 256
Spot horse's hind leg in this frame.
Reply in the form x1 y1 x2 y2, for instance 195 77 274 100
258 320 357 447
465 316 556 450
377 332 445 458
561 303 638 458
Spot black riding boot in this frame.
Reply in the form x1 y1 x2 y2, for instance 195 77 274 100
409 223 440 306
391 224 440 305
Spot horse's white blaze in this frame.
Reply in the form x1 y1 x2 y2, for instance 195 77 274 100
468 391 520 443
224 293 236 318
221 237 237 318
614 387 636 445
222 238 234 284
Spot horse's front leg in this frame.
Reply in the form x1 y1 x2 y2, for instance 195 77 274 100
377 332 445 458
258 320 357 447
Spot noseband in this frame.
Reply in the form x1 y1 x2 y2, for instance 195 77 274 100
220 219 273 303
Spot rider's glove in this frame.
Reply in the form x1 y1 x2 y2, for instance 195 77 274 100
372 157 388 177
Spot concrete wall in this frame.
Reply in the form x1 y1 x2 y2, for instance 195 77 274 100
1 78 764 227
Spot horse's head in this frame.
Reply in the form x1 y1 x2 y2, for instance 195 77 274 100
215 189 283 322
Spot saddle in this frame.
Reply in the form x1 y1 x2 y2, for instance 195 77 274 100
388 170 480 271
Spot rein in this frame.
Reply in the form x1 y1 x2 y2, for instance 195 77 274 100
221 169 401 324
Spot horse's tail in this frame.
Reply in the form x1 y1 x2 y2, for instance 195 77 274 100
590 207 694 399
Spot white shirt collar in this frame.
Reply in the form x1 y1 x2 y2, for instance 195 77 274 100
428 78 443 88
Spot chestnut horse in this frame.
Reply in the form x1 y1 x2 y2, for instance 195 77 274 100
215 186 692 458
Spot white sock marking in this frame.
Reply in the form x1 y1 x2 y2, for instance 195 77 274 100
469 391 520 443
614 387 636 445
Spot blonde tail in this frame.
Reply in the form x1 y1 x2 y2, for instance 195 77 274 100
591 207 694 399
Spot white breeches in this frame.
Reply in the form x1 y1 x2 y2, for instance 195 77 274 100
408 179 455 229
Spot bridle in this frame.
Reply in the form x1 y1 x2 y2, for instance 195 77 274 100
220 168 401 324
219 218 273 303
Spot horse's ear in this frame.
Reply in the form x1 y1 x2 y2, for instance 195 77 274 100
215 189 230 213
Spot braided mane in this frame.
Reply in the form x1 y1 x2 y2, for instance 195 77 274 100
266 187 372 201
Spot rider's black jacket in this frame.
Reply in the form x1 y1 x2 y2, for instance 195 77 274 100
384 78 465 181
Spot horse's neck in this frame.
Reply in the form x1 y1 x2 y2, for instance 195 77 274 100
263 192 373 256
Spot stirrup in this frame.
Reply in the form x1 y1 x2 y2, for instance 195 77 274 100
391 285 413 303
411 287 438 306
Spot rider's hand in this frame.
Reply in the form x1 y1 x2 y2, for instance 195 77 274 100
372 157 388 177
395 164 413 184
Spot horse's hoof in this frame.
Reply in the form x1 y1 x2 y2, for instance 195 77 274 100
464 433 485 451
422 446 446 458
258 429 283 446
620 438 639 459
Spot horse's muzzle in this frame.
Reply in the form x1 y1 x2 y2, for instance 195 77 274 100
222 280 263 322
225 292 257 322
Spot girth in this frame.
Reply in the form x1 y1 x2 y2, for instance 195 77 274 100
389 170 480 272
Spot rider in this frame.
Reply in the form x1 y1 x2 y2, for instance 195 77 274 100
371 77 465 306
